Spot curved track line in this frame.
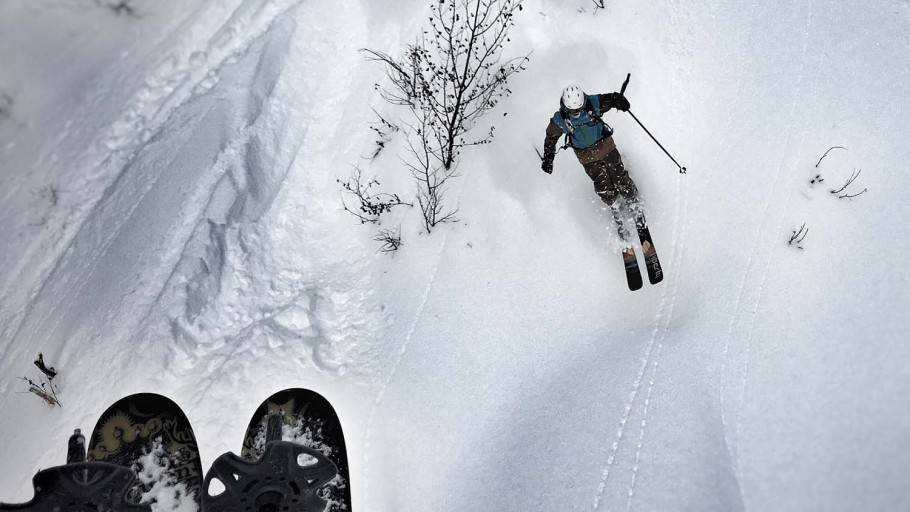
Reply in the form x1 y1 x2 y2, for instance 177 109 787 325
362 157 476 500
592 2 698 503
716 0 761 504
592 120 693 512
724 3 816 504
623 153 692 511
626 342 663 512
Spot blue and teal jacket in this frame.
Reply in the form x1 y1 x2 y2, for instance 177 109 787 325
543 92 625 154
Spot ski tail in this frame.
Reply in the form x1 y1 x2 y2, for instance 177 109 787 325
637 225 663 285
623 247 643 291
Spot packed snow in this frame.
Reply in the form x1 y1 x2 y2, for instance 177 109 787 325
2 0 909 510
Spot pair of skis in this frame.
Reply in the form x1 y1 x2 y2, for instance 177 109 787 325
0 388 351 512
621 223 663 291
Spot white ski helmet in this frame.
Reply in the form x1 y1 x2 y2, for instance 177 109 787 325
561 85 585 110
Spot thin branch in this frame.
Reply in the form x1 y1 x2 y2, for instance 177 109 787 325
788 223 808 249
838 188 868 199
830 168 862 195
815 146 847 168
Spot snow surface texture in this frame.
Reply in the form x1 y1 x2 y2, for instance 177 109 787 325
2 0 910 510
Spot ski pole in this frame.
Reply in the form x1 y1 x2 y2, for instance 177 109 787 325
619 74 687 174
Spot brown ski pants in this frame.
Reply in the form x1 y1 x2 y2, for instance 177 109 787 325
575 140 645 240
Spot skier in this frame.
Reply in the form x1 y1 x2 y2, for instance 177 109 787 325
540 85 662 289
540 85 642 236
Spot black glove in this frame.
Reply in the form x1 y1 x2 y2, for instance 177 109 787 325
609 92 630 112
541 158 553 174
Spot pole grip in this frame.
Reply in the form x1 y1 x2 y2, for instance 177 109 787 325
620 73 631 95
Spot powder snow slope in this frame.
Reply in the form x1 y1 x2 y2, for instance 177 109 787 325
1 0 910 511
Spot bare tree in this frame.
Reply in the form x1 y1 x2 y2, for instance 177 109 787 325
363 0 528 231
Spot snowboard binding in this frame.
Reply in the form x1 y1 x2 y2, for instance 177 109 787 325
1 389 350 512
202 412 339 512
0 429 151 512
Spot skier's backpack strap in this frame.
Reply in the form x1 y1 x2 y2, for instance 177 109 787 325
559 110 575 149
587 95 614 139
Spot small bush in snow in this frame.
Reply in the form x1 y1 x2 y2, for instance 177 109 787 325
374 227 404 253
811 146 867 199
337 166 411 224
364 0 529 232
788 222 808 249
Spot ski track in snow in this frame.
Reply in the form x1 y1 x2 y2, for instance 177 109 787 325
618 3 698 506
592 2 697 507
362 159 477 503
723 2 817 504
362 231 446 501
592 146 691 512
590 290 657 509
717 0 761 504
626 342 662 512
622 171 691 511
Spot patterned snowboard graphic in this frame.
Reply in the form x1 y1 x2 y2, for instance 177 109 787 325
88 393 203 508
241 388 352 511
